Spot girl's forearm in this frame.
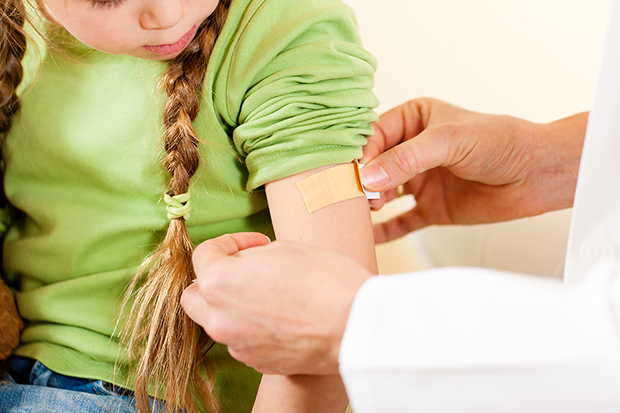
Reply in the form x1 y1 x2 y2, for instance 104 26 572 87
252 374 348 413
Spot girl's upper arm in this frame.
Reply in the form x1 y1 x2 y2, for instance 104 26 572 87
265 163 377 273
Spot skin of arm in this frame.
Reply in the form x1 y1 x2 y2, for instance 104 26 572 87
250 164 377 413
361 98 587 242
181 99 588 379
182 233 369 375
183 164 377 413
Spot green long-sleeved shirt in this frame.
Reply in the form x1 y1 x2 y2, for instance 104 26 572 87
4 0 378 410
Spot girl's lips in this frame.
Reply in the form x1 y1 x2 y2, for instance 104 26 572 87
143 25 196 56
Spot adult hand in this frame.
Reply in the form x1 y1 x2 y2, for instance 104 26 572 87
181 233 372 375
361 98 587 242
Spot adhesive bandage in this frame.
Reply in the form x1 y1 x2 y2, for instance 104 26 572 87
295 161 380 213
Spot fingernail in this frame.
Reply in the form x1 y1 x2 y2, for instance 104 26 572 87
361 164 389 189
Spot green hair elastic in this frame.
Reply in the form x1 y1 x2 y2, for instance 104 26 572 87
164 192 191 221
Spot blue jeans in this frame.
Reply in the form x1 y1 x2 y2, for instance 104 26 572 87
0 357 166 412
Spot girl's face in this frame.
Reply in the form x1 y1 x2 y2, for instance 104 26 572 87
42 0 220 61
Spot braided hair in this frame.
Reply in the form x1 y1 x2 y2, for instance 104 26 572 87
1 0 233 411
0 0 26 146
121 2 232 412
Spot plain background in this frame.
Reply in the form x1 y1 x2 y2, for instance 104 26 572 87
343 0 611 277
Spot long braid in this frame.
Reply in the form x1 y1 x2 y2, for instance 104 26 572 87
0 0 25 142
0 0 26 374
122 2 231 413
0 0 26 215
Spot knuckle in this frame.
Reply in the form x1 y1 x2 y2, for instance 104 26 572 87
207 319 233 344
390 140 423 177
228 347 264 372
362 139 380 160
227 347 245 362
197 264 227 299
196 273 219 297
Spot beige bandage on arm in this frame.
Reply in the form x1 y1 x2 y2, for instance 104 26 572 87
296 162 366 213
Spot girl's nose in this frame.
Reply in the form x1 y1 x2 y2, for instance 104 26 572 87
140 0 188 30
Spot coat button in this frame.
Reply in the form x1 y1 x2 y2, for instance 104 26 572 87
579 237 615 266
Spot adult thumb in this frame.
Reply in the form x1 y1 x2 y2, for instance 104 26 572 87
192 232 271 276
360 130 449 192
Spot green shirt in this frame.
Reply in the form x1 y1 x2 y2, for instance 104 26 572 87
4 0 378 410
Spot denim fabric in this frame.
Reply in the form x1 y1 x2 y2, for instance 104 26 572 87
0 357 166 413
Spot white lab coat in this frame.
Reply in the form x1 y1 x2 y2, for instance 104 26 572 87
339 1 620 411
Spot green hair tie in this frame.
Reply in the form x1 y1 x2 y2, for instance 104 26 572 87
164 192 191 221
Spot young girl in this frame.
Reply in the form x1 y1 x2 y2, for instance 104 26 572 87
0 0 378 412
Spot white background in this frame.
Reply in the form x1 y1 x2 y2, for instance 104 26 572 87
343 0 611 276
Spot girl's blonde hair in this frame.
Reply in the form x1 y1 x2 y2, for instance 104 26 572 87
0 1 232 412
0 0 25 142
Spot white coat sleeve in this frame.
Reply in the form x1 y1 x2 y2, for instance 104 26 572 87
339 267 620 413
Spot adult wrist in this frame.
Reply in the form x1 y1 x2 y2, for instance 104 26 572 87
334 273 373 373
537 112 587 212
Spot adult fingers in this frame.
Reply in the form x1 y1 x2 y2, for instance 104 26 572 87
192 232 271 276
369 196 386 211
182 283 250 346
373 208 429 243
361 100 427 164
180 284 212 330
228 346 281 375
368 186 407 211
361 128 451 193
360 124 386 164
